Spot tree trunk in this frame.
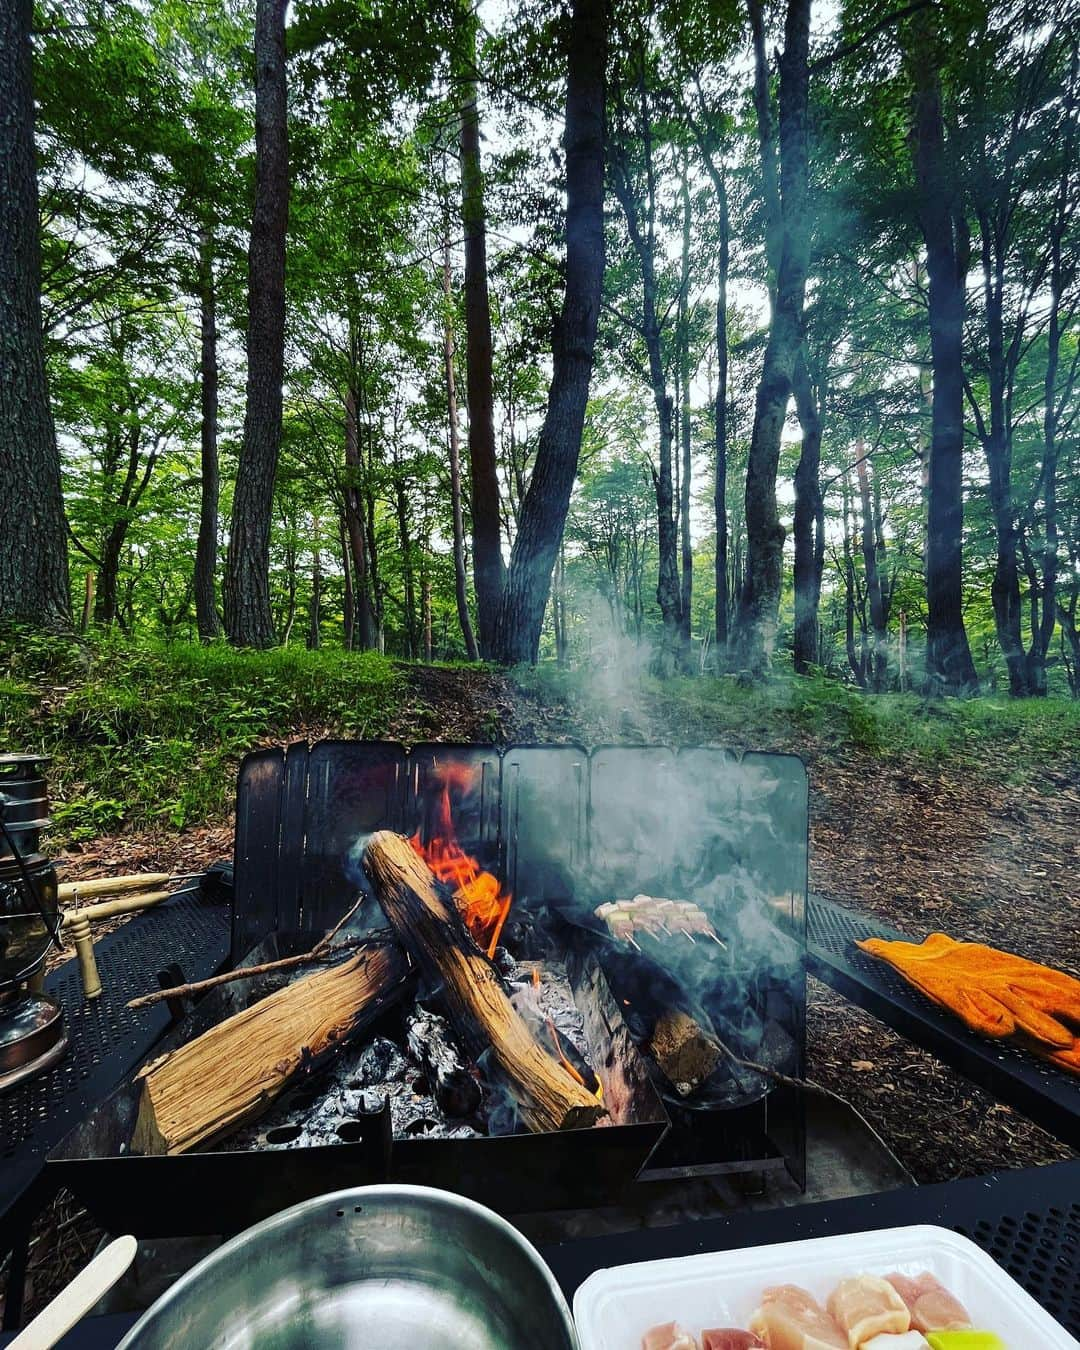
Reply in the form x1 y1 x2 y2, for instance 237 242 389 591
422 568 433 661
442 229 479 660
343 385 375 649
94 524 125 627
490 0 606 665
908 16 979 694
791 348 823 673
855 446 888 690
714 184 730 653
0 0 71 630
731 0 812 676
842 467 861 684
307 515 321 650
611 81 681 665
456 3 504 657
394 471 417 658
365 483 384 652
678 163 693 651
1028 55 1076 697
224 0 288 649
195 225 222 640
339 511 354 649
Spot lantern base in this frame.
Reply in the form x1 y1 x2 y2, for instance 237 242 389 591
0 990 67 1094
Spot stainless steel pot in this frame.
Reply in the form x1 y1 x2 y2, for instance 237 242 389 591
117 1185 579 1349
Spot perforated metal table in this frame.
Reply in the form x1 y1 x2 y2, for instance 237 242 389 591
807 894 1080 1149
0 881 230 1309
4 1161 1078 1346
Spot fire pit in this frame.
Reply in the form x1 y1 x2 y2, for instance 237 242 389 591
50 740 808 1234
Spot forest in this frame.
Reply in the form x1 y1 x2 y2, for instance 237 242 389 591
1 0 1079 698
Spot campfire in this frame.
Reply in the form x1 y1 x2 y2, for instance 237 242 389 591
51 741 808 1228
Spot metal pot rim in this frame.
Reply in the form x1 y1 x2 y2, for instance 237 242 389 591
117 1183 578 1348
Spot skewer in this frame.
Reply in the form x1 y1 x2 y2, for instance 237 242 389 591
707 932 727 949
627 934 642 952
680 929 696 944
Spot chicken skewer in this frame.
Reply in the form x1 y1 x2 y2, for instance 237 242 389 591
595 896 727 949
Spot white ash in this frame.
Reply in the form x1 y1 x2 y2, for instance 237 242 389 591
228 1031 482 1149
506 958 590 1062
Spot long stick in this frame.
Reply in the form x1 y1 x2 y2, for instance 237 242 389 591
127 897 368 1009
58 874 172 901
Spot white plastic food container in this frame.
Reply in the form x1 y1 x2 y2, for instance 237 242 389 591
572 1224 1078 1349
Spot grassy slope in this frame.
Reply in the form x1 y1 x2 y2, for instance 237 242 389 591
3 634 1079 842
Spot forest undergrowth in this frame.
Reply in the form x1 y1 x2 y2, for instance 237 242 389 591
4 632 1079 842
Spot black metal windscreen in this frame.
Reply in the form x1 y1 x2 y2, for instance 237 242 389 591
232 740 809 1184
234 741 807 945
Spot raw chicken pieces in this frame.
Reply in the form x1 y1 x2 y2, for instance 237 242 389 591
701 1331 765 1349
827 1274 911 1347
642 1322 699 1350
885 1274 973 1333
748 1284 848 1349
861 1334 931 1349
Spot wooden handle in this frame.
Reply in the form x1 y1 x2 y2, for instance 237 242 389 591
62 890 172 925
58 874 171 901
6 1235 137 1350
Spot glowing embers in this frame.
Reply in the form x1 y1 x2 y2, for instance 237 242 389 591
409 760 511 958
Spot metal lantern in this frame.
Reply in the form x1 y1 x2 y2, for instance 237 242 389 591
0 753 67 1092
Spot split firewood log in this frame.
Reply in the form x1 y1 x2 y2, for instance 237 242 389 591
363 830 605 1133
647 1007 722 1096
132 940 412 1156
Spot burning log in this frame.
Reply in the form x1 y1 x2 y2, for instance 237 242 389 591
131 941 412 1156
647 1008 722 1097
363 830 606 1133
405 1006 482 1118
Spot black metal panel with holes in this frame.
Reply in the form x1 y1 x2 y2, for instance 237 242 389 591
0 883 230 1244
543 1159 1080 1339
807 894 1080 1148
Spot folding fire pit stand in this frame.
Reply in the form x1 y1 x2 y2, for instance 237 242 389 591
230 740 810 1187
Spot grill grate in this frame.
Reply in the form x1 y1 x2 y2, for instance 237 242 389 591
807 897 1072 1082
807 895 1080 1150
0 885 229 1230
958 1203 1080 1333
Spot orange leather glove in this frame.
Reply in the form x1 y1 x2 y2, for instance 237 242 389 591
857 933 1080 1073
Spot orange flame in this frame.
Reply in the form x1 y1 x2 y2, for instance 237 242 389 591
409 763 512 959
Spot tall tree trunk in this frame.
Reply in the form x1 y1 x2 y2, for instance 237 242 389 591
339 511 354 649
307 516 321 650
422 568 433 662
224 0 288 648
394 472 417 658
714 184 730 653
908 16 978 694
841 467 861 685
973 205 1026 696
490 0 606 665
456 3 504 656
611 75 681 665
95 524 125 627
732 0 812 676
678 162 693 650
0 0 71 629
343 385 375 649
365 482 384 652
442 231 479 660
195 224 222 640
855 445 888 690
791 348 823 673
1028 51 1076 696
